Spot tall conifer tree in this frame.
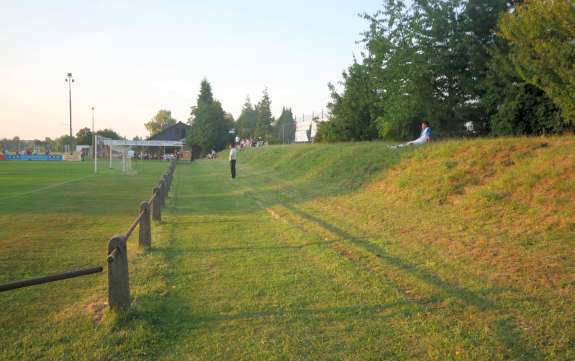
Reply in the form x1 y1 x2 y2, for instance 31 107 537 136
187 79 230 152
255 88 274 140
236 96 258 138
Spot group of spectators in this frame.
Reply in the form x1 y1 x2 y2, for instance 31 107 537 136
207 136 267 161
238 137 266 149
132 152 177 161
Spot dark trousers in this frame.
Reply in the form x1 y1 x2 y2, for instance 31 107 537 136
230 160 236 178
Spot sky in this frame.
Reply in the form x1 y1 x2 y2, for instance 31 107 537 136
0 0 381 140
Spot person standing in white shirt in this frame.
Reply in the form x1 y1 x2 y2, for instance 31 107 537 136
229 143 238 179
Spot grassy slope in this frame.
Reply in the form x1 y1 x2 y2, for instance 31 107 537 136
234 138 574 359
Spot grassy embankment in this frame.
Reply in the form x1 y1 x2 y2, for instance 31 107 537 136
225 138 575 360
1 137 573 360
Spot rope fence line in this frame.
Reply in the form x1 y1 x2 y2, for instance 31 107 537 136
0 159 178 314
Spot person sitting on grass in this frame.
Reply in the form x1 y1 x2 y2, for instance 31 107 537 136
391 121 432 148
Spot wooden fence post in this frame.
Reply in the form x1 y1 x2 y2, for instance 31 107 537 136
164 173 170 194
107 235 130 311
138 202 151 248
159 179 166 206
152 187 161 222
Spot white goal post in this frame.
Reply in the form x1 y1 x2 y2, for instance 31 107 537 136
94 136 185 174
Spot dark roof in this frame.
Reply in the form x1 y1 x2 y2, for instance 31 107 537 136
149 122 191 141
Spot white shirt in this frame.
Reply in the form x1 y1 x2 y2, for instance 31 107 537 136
229 148 238 161
411 127 431 144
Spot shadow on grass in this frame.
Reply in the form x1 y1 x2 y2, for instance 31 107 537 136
169 219 244 225
176 241 336 254
128 154 544 359
115 232 403 359
280 203 545 360
117 276 410 359
282 203 495 308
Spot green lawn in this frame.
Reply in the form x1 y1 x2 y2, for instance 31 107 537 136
0 160 169 360
1 139 573 360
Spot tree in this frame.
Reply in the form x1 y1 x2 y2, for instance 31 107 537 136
236 96 258 138
55 135 75 152
273 107 296 144
498 0 575 124
315 121 340 143
483 16 565 135
197 79 214 104
145 110 177 136
0 137 21 152
324 62 380 141
187 79 230 152
254 88 274 140
319 0 512 141
371 0 507 138
75 127 93 145
96 129 122 140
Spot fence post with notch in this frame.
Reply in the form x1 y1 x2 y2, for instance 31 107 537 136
107 235 130 311
138 201 151 248
152 187 161 222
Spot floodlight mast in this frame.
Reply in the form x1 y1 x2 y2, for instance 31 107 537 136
94 135 98 174
91 106 95 160
65 73 74 154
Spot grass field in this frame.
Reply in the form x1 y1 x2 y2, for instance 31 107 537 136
1 138 574 360
0 160 169 360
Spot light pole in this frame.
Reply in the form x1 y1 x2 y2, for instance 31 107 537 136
65 73 74 154
91 106 95 159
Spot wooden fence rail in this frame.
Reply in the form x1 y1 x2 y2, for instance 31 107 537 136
0 159 178 314
107 158 176 310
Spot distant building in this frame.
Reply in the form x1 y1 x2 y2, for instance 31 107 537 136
294 112 328 143
148 121 203 159
295 121 322 143
149 121 191 141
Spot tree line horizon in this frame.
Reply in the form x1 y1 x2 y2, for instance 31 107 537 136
3 0 573 152
147 79 299 153
0 80 298 154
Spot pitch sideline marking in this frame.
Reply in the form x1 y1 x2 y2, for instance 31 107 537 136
0 175 95 201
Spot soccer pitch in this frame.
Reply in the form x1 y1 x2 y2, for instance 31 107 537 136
0 160 170 359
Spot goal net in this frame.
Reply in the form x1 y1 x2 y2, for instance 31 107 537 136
95 136 135 174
